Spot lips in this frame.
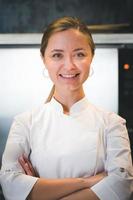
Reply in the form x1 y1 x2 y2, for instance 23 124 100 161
59 73 80 78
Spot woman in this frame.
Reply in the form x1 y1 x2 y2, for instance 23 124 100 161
0 16 133 200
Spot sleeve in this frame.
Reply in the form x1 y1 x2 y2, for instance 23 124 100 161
0 114 39 200
91 113 133 200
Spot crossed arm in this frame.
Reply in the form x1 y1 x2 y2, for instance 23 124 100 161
19 154 107 200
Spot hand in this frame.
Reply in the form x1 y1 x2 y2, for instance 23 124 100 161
18 154 38 177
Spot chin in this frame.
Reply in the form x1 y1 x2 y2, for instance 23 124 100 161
63 84 82 93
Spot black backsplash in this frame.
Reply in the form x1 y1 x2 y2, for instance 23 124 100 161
119 48 133 160
0 0 133 33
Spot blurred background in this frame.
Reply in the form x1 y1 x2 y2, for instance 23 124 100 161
0 0 133 199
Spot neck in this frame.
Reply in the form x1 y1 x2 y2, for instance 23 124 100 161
53 87 85 114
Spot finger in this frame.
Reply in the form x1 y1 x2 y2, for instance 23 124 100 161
24 163 34 176
18 156 29 174
22 154 29 163
22 154 33 170
18 155 32 174
19 158 33 175
22 154 37 176
22 154 36 175
18 156 26 168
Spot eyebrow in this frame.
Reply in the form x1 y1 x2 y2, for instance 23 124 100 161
73 48 85 52
51 48 85 52
51 49 64 52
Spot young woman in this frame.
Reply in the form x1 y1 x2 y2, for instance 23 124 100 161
0 16 133 200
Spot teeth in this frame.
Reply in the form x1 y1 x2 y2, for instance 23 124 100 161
61 74 78 78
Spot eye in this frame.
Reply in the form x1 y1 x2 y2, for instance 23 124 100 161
51 53 63 60
76 52 86 58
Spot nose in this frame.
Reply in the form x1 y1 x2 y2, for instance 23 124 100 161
63 56 76 70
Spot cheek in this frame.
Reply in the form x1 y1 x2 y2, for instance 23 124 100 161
79 61 91 81
45 64 60 83
44 58 54 71
78 60 91 74
47 67 56 79
83 67 90 80
84 58 92 73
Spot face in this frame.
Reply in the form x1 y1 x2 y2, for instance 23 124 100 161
42 29 93 94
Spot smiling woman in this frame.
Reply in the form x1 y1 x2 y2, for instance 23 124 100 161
0 16 133 200
42 28 93 110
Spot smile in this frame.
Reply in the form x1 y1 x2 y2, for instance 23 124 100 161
59 73 80 78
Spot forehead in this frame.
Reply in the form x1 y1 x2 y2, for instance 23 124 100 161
46 29 89 49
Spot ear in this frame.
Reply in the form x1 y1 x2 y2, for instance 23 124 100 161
40 53 44 61
89 54 94 66
91 53 94 61
40 53 47 68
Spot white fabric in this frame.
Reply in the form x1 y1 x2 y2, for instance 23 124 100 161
0 97 133 200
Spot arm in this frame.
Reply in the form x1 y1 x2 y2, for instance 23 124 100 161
60 188 100 200
0 116 91 200
91 114 133 200
0 115 38 200
0 114 106 200
19 155 107 200
27 178 93 200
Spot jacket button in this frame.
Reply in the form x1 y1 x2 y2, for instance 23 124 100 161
120 167 125 172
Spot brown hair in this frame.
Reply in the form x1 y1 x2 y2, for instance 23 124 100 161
40 16 95 103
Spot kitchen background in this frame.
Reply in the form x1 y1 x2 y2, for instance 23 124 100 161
0 0 133 199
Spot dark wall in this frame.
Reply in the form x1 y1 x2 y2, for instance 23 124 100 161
0 0 133 33
119 48 133 161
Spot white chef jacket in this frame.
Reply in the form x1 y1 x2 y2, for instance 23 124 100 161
0 97 133 200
